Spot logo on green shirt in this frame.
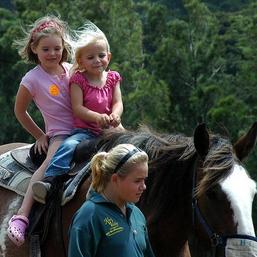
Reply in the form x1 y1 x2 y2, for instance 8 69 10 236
104 217 124 236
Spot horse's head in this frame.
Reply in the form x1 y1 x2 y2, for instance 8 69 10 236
192 123 257 256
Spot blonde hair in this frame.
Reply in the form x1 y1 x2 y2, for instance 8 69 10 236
70 20 110 75
15 14 72 64
91 144 148 193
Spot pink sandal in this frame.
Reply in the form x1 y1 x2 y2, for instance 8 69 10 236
7 215 29 246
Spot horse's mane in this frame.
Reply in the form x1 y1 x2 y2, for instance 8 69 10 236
98 126 196 162
96 126 235 222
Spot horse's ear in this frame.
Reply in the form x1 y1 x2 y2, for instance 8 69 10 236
194 123 209 160
233 122 257 161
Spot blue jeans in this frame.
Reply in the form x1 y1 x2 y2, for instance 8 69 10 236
44 128 96 177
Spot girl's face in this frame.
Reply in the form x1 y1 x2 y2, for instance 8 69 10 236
78 39 111 77
32 34 64 72
114 161 148 204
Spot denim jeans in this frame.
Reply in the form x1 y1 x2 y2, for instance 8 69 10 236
44 128 96 177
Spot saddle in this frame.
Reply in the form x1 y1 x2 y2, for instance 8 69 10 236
0 139 97 202
0 140 97 256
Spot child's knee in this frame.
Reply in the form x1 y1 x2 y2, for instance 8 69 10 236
63 139 79 149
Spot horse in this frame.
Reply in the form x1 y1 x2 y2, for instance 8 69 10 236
0 122 256 257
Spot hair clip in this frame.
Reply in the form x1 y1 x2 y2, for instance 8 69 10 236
32 21 60 40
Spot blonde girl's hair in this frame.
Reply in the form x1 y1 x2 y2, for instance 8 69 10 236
91 144 148 193
70 20 110 75
14 14 72 64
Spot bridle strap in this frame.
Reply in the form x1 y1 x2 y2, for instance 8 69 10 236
194 200 225 247
191 159 225 248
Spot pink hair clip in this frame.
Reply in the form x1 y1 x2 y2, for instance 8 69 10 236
32 21 60 40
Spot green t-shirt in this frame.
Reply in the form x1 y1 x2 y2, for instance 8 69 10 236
68 191 156 257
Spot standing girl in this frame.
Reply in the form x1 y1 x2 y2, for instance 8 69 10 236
68 143 156 257
32 22 123 204
7 15 73 246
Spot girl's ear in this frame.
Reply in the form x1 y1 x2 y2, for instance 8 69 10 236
108 53 112 62
31 44 37 54
77 56 81 65
77 57 83 70
111 173 118 183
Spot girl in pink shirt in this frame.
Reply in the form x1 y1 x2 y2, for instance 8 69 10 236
32 22 124 205
7 15 73 246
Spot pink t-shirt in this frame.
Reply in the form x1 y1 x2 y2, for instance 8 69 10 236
21 63 73 137
69 70 122 135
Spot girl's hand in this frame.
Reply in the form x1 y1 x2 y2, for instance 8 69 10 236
109 113 121 128
96 114 111 129
35 134 49 155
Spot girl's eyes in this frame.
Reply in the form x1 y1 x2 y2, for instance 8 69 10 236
41 47 62 52
135 179 146 183
86 54 106 60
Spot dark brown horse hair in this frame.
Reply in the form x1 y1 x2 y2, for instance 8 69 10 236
97 126 235 223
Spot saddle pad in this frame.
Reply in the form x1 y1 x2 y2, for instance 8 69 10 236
0 148 32 196
0 145 91 203
62 162 91 206
11 144 37 173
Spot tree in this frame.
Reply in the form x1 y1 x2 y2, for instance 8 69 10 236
0 0 173 143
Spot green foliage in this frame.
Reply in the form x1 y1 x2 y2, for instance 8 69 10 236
125 69 171 130
207 95 248 138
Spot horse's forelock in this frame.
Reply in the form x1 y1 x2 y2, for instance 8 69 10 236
195 135 235 197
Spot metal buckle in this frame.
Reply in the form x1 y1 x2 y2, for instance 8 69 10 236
211 233 223 247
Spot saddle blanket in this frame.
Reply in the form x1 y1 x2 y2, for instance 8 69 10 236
0 145 32 196
0 145 91 205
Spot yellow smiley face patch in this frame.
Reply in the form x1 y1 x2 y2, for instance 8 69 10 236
49 84 60 96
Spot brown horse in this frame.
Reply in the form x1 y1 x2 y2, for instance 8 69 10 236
0 123 256 257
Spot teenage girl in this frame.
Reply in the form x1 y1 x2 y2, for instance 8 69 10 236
68 143 156 257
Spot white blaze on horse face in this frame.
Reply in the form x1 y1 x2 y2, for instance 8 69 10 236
221 164 256 236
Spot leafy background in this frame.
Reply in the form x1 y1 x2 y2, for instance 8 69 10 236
1 0 257 230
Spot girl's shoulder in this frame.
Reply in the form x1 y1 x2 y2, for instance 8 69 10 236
106 70 122 88
21 65 44 84
62 62 72 72
107 70 122 81
70 71 88 86
128 203 146 220
23 65 40 77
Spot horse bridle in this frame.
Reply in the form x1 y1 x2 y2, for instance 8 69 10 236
191 159 257 256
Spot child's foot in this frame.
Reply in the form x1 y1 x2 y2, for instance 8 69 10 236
7 215 29 247
32 181 51 204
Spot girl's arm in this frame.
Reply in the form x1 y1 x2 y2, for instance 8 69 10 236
70 83 110 128
14 85 48 153
68 226 93 257
110 82 123 127
68 206 99 257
